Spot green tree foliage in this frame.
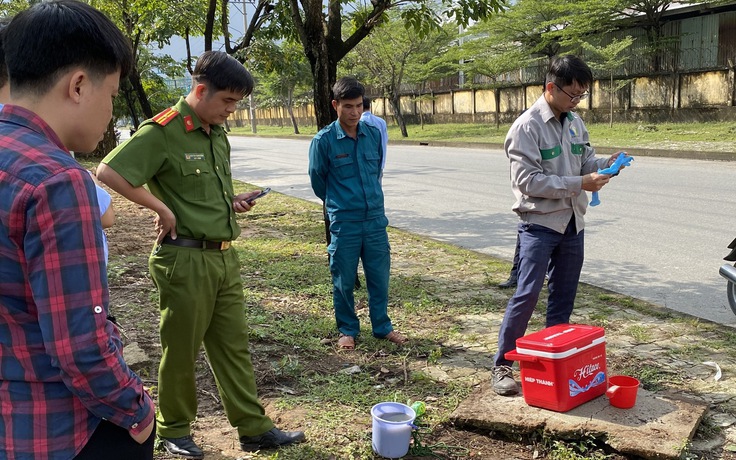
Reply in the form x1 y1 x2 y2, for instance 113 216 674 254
285 0 505 128
249 40 312 134
347 13 456 137
450 36 534 128
459 0 622 69
581 36 635 127
92 0 207 122
0 0 30 16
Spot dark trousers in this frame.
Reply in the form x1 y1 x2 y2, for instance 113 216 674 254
74 419 155 460
494 218 584 367
509 234 521 278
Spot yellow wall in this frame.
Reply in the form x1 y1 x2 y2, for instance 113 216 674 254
631 76 672 109
681 71 728 107
453 91 474 114
474 89 496 113
434 93 453 114
525 85 544 107
400 95 414 114
239 69 735 122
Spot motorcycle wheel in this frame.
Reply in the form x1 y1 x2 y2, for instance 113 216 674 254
728 271 736 315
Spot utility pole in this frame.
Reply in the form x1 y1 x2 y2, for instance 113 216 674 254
243 0 257 133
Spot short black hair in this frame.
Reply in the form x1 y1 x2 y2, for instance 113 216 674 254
0 18 11 90
332 77 364 102
192 51 254 97
0 18 10 88
362 96 372 110
546 55 593 89
4 1 132 97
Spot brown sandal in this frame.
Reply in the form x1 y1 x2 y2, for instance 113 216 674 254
382 330 408 345
337 334 355 350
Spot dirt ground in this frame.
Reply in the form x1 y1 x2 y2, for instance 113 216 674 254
107 196 557 460
105 194 735 460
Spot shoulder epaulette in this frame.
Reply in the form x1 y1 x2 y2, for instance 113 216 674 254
152 107 179 126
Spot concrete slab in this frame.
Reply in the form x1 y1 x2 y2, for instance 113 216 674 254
450 383 708 459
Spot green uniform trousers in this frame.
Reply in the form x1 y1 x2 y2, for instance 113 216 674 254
149 243 273 438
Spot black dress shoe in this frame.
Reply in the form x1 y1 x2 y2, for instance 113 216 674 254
240 427 305 451
160 435 204 459
498 276 518 289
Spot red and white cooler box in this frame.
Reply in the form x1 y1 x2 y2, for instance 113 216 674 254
504 324 607 412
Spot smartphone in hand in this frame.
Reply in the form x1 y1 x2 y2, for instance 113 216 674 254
247 187 271 203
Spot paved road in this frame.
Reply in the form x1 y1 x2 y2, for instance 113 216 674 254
229 136 736 326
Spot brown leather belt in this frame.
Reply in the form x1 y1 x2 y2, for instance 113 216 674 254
162 235 231 250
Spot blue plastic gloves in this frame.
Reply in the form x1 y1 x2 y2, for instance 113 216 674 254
590 153 633 206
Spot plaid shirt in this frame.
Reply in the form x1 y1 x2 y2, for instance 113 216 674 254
0 105 154 460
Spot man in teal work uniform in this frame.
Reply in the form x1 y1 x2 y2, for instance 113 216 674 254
308 77 408 351
97 51 304 459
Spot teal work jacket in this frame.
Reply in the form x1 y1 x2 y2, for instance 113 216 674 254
308 120 385 222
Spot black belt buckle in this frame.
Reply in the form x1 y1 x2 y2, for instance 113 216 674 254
163 236 231 250
203 240 231 250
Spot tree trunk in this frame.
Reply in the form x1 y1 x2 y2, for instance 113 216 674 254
287 89 300 134
128 66 153 119
204 0 217 52
288 106 300 134
609 73 614 128
123 81 140 129
308 53 337 129
495 88 501 129
388 93 407 138
298 0 338 130
416 92 424 129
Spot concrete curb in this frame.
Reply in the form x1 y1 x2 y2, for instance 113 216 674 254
387 139 736 162
231 133 736 162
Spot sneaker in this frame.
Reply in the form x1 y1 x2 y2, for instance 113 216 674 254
492 365 519 396
160 435 204 459
240 427 306 452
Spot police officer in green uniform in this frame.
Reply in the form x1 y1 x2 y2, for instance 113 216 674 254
97 51 304 459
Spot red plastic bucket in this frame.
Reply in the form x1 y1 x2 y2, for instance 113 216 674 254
606 375 639 409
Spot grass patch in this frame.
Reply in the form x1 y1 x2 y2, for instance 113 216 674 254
546 436 614 460
88 164 736 459
231 121 736 153
625 324 653 343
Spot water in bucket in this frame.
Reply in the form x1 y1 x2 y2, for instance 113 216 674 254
371 402 416 459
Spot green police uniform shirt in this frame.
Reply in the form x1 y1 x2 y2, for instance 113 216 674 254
103 97 240 241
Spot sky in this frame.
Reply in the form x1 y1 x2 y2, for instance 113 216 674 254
155 2 249 65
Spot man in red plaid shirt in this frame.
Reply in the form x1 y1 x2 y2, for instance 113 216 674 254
0 2 155 459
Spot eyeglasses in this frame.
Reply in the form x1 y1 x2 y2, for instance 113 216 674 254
554 82 589 103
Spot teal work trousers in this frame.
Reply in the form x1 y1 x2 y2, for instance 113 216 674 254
327 216 393 338
149 244 273 438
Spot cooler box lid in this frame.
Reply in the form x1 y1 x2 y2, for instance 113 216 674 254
514 324 605 359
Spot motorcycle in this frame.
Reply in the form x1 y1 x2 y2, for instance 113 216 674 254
719 238 736 314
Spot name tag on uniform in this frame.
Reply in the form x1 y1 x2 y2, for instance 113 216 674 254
336 153 349 159
184 153 205 161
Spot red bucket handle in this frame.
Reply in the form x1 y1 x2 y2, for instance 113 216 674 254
504 350 539 363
